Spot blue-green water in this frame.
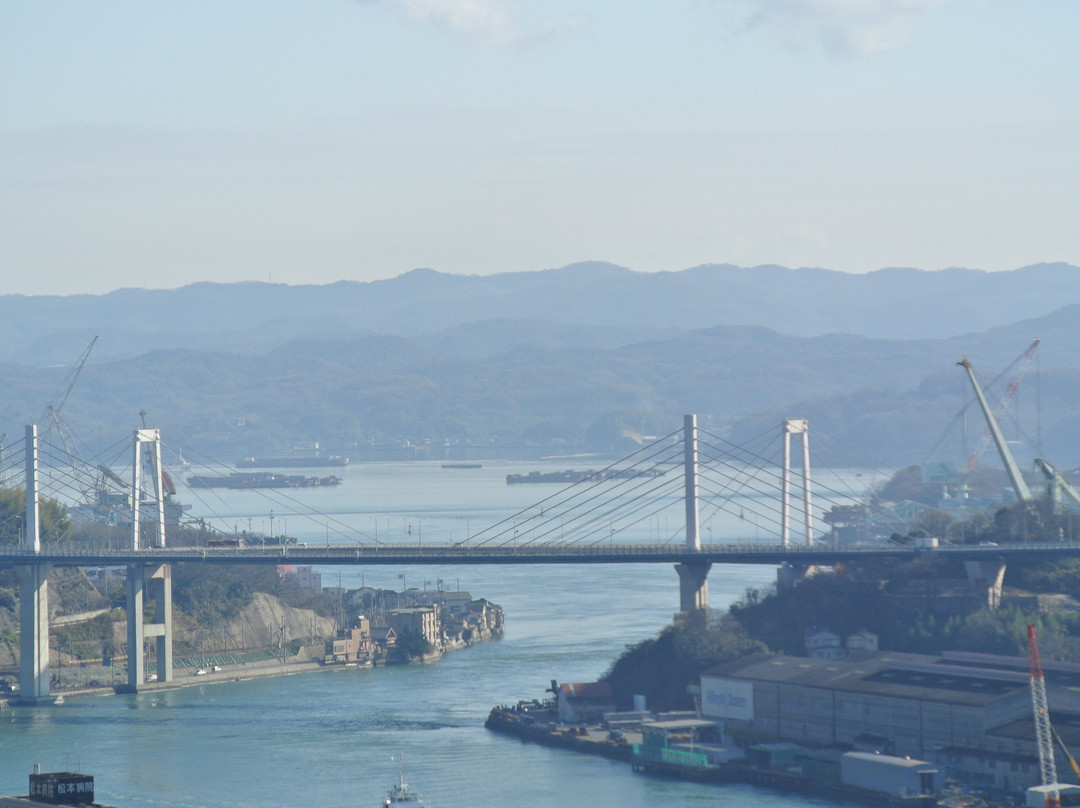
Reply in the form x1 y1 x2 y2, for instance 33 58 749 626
1 460 868 807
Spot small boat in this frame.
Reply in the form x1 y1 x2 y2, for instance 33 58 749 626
382 759 426 807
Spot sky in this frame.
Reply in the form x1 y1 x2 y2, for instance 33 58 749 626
2 0 1080 295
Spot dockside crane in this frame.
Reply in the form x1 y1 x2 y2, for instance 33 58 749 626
1035 458 1080 511
1051 724 1080 784
966 339 1040 474
40 336 101 505
44 335 100 424
958 356 1034 503
924 340 1039 497
1029 623 1063 808
960 350 1080 515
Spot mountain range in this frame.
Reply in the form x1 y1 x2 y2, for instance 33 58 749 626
1 262 1077 469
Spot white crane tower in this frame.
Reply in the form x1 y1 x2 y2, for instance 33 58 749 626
1028 624 1062 808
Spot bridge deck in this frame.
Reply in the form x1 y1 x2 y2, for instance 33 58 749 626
1 542 1076 567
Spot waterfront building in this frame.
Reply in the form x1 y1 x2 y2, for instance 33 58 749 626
804 629 843 659
634 718 737 769
465 598 504 633
370 626 396 648
845 629 879 653
324 617 371 664
840 751 943 797
386 606 439 647
700 650 1080 791
557 681 616 724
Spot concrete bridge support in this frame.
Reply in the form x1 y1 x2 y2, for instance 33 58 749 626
17 424 54 704
18 564 51 703
126 564 173 687
964 560 1006 610
676 562 712 612
776 562 820 592
124 427 173 689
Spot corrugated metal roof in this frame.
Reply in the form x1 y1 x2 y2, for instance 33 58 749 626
703 650 1032 707
560 682 614 700
844 751 937 770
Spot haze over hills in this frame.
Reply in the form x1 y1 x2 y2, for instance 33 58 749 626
1 262 1078 469
2 261 1080 364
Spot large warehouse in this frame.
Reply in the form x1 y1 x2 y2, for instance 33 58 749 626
700 650 1080 790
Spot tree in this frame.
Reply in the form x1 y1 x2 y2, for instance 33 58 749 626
0 486 71 545
601 616 764 710
392 628 433 662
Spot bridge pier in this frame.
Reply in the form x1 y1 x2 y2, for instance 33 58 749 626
17 424 55 705
776 562 820 592
676 562 711 613
123 427 173 690
126 564 173 688
18 564 52 704
964 560 1006 610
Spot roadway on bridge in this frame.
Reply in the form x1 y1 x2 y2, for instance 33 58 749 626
2 541 1077 567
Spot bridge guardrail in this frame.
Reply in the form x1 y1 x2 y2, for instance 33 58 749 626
6 540 1080 566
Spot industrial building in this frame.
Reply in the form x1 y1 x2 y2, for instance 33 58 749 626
700 649 1080 791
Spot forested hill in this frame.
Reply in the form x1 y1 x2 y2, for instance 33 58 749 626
1 312 1078 466
2 262 1079 466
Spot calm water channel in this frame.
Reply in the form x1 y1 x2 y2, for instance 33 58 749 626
2 459 868 807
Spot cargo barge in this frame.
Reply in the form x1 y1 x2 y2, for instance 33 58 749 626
506 468 665 484
237 455 348 468
188 472 342 489
484 705 632 762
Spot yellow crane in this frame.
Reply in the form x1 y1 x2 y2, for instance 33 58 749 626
1051 723 1080 783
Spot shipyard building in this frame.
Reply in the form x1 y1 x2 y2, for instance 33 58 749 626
700 650 1080 791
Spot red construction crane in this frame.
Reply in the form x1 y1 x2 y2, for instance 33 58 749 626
1029 623 1062 808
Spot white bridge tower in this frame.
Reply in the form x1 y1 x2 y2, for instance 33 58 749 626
781 418 814 548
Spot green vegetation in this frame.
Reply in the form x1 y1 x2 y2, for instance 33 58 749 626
729 557 1080 660
53 611 123 661
0 486 72 545
171 564 282 624
605 495 1080 709
871 465 1009 508
391 628 434 662
0 627 17 663
602 616 765 711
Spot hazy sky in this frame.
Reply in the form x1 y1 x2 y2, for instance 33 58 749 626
3 1 1079 295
